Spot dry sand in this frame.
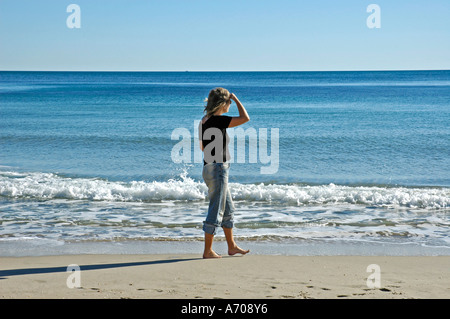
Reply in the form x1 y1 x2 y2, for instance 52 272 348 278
1 254 449 299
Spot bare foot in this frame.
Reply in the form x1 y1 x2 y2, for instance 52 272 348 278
203 250 222 259
228 246 250 256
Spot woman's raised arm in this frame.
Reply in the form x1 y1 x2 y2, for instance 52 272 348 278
228 93 250 128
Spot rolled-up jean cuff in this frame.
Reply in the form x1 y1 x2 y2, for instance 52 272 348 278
203 221 234 235
221 218 234 229
203 222 218 235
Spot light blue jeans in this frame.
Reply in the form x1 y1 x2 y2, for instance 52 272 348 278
202 162 235 235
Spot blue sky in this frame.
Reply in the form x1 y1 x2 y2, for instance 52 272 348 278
0 0 449 71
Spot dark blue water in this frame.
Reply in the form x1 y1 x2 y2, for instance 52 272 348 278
1 71 449 254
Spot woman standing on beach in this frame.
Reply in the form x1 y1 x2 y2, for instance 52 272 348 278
199 88 251 259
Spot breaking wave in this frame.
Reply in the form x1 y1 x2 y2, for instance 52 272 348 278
1 170 448 209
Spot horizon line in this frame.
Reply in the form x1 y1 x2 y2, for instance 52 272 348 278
1 68 449 73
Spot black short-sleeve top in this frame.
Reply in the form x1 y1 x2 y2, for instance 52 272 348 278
201 115 232 165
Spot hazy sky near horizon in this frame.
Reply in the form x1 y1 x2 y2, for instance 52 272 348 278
1 0 449 71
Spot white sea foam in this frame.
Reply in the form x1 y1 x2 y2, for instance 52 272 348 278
230 182 450 209
0 170 449 209
0 171 206 202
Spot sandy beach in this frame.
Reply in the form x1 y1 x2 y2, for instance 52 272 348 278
1 254 448 299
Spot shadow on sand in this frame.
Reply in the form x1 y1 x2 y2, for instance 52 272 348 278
0 257 201 279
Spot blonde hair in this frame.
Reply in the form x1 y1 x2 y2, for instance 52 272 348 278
204 87 231 117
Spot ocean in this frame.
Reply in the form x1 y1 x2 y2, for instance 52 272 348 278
1 70 449 256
